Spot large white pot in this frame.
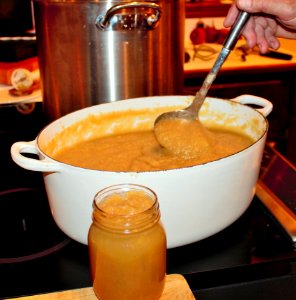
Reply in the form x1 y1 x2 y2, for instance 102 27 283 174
11 95 272 248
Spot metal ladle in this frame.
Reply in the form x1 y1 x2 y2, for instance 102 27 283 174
154 11 250 126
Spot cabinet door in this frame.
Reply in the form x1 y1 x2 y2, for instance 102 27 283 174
285 78 296 164
185 2 231 18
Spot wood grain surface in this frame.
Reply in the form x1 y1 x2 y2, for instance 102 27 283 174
10 274 195 299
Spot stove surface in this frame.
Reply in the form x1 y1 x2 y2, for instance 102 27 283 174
1 195 296 299
0 187 69 263
1 103 296 299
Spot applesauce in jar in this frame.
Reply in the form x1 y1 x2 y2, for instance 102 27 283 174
88 184 166 300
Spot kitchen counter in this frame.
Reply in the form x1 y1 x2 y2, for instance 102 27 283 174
184 39 296 75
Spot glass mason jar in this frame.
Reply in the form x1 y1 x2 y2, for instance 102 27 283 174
88 184 167 300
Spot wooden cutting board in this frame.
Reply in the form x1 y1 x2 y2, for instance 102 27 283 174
10 274 195 299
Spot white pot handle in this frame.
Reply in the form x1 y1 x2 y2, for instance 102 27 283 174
231 94 273 117
11 140 62 172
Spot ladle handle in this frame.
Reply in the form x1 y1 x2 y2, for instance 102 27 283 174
223 11 250 50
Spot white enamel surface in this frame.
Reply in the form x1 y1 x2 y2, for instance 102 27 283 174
11 95 271 248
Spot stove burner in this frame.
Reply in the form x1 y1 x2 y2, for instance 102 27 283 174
0 187 70 263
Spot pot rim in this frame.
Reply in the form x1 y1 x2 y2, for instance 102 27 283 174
36 95 269 173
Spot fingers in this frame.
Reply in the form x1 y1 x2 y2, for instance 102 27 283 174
241 19 257 48
236 0 267 13
253 17 280 52
224 0 296 52
264 24 280 50
236 0 288 16
223 2 274 52
254 19 270 52
231 13 280 52
223 4 240 27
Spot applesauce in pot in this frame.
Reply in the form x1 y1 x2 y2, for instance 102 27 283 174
54 127 253 172
88 184 166 300
45 100 255 172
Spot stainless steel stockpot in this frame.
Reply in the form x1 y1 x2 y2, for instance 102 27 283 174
33 0 185 121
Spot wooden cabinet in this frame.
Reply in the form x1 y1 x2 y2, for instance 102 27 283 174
286 78 296 163
183 68 296 163
185 1 231 18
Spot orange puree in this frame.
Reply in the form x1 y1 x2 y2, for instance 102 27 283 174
54 128 253 172
154 117 214 157
99 190 155 215
88 187 166 300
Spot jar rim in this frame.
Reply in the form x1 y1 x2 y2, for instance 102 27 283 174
93 183 158 217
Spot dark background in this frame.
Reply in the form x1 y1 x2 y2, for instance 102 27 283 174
0 0 33 36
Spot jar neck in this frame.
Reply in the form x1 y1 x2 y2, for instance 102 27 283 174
92 184 161 234
92 200 161 233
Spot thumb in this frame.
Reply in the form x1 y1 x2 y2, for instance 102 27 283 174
236 0 291 17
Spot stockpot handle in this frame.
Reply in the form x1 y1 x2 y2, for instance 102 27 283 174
231 94 273 117
96 2 161 30
11 141 62 173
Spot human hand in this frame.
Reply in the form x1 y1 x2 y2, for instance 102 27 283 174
224 0 296 53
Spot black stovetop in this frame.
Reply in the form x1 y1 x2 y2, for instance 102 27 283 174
1 103 296 300
1 190 296 300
